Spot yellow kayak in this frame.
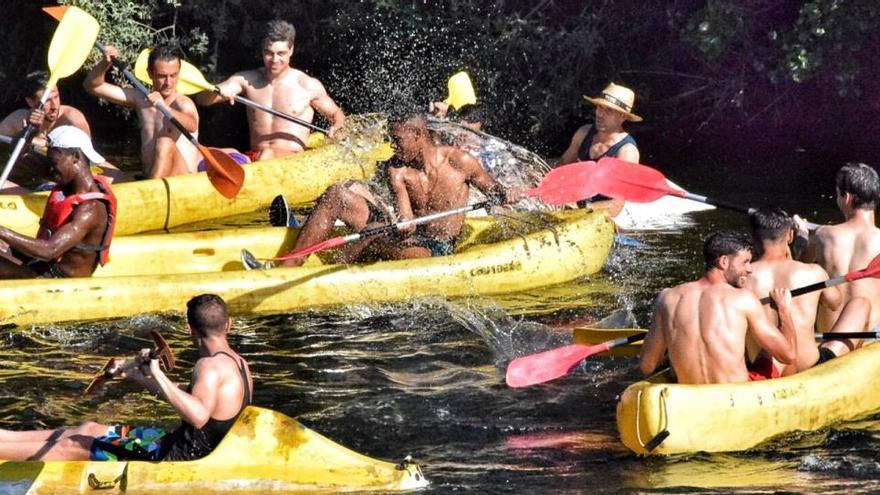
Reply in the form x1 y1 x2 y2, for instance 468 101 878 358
617 342 880 455
0 209 613 326
0 115 391 236
0 406 428 493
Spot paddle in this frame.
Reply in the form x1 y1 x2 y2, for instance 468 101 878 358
505 252 880 387
43 6 244 199
0 135 47 155
133 49 330 135
591 157 820 229
0 6 99 189
82 330 174 395
249 161 600 264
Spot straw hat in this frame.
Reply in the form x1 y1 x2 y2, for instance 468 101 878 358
583 83 642 122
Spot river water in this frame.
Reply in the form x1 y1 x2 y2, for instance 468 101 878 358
2 144 880 493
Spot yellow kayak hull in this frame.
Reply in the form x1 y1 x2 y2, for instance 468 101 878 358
617 342 880 455
0 210 613 326
1 130 390 236
0 406 428 493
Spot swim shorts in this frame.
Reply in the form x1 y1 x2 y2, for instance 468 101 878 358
815 346 837 366
90 425 167 461
196 151 250 172
746 354 780 381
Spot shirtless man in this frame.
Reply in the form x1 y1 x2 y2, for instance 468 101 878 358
0 294 253 462
744 208 842 376
0 71 123 190
199 20 345 160
803 163 880 359
257 114 517 268
558 82 641 216
85 46 201 178
640 231 797 384
0 126 115 279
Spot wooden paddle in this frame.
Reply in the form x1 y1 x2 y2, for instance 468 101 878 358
43 6 244 199
0 6 99 189
506 252 880 387
248 161 600 264
133 49 330 134
82 330 175 395
591 157 820 229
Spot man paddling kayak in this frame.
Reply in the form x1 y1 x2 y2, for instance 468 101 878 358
198 20 345 160
558 82 641 216
0 294 253 462
640 231 797 384
802 163 880 359
744 208 842 377
255 114 518 268
0 126 115 279
85 45 202 178
0 71 124 191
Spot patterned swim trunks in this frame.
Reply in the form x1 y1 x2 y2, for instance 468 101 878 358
90 425 167 461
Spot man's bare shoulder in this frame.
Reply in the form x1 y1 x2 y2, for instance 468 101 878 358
294 70 328 95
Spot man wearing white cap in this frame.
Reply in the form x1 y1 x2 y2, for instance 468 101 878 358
559 82 642 215
0 126 117 278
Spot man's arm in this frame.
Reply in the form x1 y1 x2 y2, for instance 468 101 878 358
558 125 589 165
0 110 30 137
161 94 199 134
452 149 518 204
150 358 219 429
388 167 416 224
196 73 247 106
83 45 140 108
640 290 669 375
0 202 103 260
745 288 796 364
616 142 640 164
305 76 345 135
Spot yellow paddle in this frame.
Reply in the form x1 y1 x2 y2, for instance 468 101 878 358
443 71 477 110
43 7 245 199
0 6 99 189
134 49 330 134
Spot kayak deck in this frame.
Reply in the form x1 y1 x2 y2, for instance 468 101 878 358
0 406 427 493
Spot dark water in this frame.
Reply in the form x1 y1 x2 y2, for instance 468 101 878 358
2 137 880 493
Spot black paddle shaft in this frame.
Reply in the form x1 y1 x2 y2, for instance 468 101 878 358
758 276 843 305
682 192 753 215
96 42 197 145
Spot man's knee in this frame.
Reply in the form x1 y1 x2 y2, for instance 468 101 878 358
75 421 107 437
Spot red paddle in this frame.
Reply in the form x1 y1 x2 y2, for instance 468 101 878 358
261 162 599 263
506 253 880 387
591 157 819 228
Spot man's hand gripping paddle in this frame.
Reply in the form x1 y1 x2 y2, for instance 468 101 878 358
82 331 175 395
240 161 600 267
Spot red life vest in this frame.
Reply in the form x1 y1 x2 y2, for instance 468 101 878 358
37 175 117 266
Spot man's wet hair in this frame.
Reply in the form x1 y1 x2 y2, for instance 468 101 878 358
23 71 49 99
263 20 296 48
703 230 752 269
147 46 180 71
836 163 879 210
451 103 485 124
388 111 428 135
750 207 792 243
186 294 230 337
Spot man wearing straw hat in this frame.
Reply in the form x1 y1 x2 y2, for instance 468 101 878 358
559 82 641 215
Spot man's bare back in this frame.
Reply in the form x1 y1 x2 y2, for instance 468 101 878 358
747 259 838 374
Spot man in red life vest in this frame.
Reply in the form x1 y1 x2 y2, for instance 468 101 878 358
0 125 116 278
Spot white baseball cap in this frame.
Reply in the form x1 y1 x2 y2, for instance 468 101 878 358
46 125 105 165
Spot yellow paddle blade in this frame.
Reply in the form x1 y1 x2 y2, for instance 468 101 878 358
134 48 214 96
443 71 477 110
45 6 99 87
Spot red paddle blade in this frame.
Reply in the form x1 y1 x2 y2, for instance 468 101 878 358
505 342 609 387
271 236 348 262
201 146 245 198
527 162 599 205
845 253 880 282
592 157 682 203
